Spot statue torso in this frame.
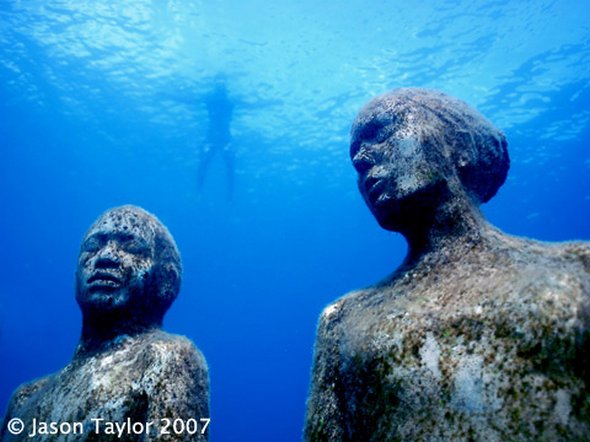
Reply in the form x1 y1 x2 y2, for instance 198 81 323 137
326 235 590 441
2 330 204 442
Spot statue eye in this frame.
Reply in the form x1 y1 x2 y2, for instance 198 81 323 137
360 122 382 141
351 122 387 158
125 241 144 254
120 235 150 256
82 236 102 253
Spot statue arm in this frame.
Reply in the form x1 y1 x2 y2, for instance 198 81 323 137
143 337 210 442
305 303 346 441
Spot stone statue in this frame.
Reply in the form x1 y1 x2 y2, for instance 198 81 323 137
305 88 590 441
1 206 209 441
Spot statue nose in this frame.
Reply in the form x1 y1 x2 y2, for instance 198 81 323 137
95 241 120 268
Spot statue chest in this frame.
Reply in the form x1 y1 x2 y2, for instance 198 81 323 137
13 349 152 441
335 281 590 441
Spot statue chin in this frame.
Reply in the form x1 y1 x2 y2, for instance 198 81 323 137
78 287 131 314
366 178 449 233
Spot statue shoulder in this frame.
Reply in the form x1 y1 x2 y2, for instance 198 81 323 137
498 232 590 277
2 374 53 421
136 331 209 418
561 241 590 273
534 239 590 279
318 289 372 330
139 330 208 377
13 375 52 403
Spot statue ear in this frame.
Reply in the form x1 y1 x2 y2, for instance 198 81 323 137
159 263 181 306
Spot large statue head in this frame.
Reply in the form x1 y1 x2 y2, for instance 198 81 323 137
350 88 509 232
75 205 182 327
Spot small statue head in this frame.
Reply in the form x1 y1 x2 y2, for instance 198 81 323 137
75 205 182 327
350 88 509 232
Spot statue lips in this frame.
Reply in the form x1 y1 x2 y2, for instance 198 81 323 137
364 176 381 196
87 272 122 293
363 174 392 206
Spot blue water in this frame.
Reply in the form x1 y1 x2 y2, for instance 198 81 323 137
0 1 589 441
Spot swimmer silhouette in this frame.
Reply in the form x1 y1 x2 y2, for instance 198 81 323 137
198 75 235 200
0 206 209 442
163 73 279 201
305 88 590 441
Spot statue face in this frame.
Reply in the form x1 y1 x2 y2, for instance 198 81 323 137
76 212 156 314
350 110 447 231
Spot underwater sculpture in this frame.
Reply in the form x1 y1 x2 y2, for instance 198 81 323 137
0 206 209 441
305 88 590 441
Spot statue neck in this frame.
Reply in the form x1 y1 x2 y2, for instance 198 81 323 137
402 191 488 266
75 314 160 359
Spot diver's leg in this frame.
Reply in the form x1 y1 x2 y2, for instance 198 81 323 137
222 143 235 201
197 143 215 191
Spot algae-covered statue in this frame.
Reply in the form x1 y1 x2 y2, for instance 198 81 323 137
305 88 590 441
0 206 209 441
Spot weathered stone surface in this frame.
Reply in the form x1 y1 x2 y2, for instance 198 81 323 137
1 206 209 441
305 88 590 441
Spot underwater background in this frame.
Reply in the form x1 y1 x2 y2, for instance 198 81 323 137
0 1 588 441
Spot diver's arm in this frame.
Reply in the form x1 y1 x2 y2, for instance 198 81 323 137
157 86 203 106
233 95 282 109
